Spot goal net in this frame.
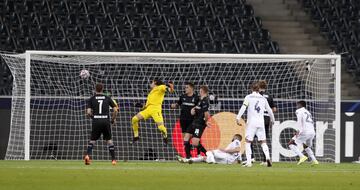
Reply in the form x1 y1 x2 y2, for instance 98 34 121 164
0 51 341 163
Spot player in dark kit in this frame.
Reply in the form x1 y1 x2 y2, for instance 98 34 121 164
84 83 119 165
257 80 277 165
178 85 211 162
171 82 199 135
171 82 206 157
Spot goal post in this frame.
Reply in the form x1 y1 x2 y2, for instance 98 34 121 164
1 51 341 163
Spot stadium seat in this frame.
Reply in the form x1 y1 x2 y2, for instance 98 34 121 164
0 0 281 95
303 0 360 82
35 37 54 50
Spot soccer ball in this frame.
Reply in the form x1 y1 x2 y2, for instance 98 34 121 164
80 69 90 79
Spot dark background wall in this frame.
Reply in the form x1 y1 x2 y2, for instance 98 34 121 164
0 98 11 159
341 101 360 162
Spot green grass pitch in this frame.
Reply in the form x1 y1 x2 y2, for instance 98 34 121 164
0 160 359 190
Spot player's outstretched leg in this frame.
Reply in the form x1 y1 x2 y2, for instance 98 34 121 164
304 145 318 165
289 141 308 165
84 140 95 165
205 151 215 164
176 155 186 163
188 155 205 164
130 114 142 144
157 122 168 146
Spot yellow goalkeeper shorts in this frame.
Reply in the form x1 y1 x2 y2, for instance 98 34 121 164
139 106 164 123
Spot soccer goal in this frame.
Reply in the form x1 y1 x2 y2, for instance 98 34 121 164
0 51 341 163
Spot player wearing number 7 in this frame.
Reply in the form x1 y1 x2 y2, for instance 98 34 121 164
84 83 119 165
236 82 275 167
130 79 174 145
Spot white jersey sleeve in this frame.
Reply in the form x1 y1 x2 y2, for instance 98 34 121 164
225 139 241 151
224 139 241 163
236 95 249 121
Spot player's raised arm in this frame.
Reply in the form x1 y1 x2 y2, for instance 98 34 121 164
109 97 119 124
236 96 248 125
222 146 241 154
166 81 175 93
86 99 93 118
171 95 181 109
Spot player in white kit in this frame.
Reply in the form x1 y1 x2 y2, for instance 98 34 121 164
288 101 319 165
236 83 275 167
186 134 242 164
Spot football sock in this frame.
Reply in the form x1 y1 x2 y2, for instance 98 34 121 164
289 144 305 158
131 116 140 137
261 143 270 160
246 142 252 165
184 141 191 159
86 142 94 155
108 144 115 160
197 143 207 155
158 124 167 138
305 147 316 161
191 156 205 163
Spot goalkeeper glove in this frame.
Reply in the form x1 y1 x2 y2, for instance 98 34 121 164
166 81 174 93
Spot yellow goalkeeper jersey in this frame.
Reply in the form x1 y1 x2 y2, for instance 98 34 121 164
145 85 167 109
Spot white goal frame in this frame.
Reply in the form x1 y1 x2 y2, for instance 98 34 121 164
23 51 341 163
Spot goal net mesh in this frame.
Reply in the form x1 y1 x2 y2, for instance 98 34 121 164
0 53 337 162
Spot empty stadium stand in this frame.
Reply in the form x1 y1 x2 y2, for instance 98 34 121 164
302 0 360 99
0 0 280 95
249 0 330 54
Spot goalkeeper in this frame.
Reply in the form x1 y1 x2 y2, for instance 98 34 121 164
130 79 174 146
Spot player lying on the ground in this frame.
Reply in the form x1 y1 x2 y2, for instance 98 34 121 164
170 82 206 157
130 79 174 146
84 83 119 165
288 100 319 165
177 134 242 164
236 82 275 167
